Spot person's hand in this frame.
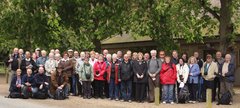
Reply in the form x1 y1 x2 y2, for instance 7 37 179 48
58 86 62 89
137 74 140 78
189 73 192 76
152 77 156 81
118 79 121 82
141 75 144 78
96 74 100 77
44 82 49 85
16 84 21 88
8 59 13 62
153 73 156 77
39 84 43 89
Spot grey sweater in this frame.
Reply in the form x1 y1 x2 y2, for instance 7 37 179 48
148 59 162 74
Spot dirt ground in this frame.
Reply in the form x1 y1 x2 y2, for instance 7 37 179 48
0 75 240 108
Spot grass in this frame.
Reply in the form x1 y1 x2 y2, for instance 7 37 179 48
0 63 6 74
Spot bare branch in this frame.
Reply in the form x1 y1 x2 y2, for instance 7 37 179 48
199 0 220 21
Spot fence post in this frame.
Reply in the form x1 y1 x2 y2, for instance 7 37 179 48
207 89 212 108
155 87 160 105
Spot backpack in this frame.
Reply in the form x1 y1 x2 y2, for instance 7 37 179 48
178 85 190 103
9 92 22 98
217 91 231 105
54 89 66 100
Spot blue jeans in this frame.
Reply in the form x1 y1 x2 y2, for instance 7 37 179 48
109 78 119 99
70 75 77 95
162 84 174 102
121 79 132 101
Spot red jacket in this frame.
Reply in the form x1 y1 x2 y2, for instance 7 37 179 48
160 63 177 85
106 62 120 84
93 61 107 81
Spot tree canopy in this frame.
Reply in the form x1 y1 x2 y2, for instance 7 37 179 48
0 0 239 55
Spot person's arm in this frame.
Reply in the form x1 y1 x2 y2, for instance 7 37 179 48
225 64 234 77
99 62 107 76
176 65 181 83
51 73 58 88
118 63 121 80
183 65 189 83
90 66 94 81
155 59 162 75
63 60 73 72
172 64 177 80
191 64 200 76
62 73 69 86
44 61 51 74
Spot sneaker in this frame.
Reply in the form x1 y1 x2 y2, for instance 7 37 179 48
162 101 166 104
229 102 233 105
128 100 132 103
115 98 119 101
192 101 196 104
170 102 174 104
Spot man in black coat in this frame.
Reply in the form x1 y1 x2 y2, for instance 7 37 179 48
20 51 37 76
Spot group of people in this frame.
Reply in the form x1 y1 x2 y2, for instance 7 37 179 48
6 48 235 105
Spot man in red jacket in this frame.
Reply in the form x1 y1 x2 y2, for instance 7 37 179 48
160 56 177 104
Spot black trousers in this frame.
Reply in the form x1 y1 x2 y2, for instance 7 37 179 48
188 83 198 101
94 80 104 98
213 77 220 101
135 83 146 102
83 81 91 98
104 80 109 98
202 80 214 101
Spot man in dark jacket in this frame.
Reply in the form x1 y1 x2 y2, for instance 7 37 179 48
33 66 49 98
20 51 37 76
118 54 133 102
21 68 36 98
7 48 19 83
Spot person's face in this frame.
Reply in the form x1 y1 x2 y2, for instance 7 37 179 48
55 50 59 54
124 55 129 61
225 56 231 62
179 59 184 65
49 54 54 59
182 54 187 59
42 52 46 57
74 52 79 58
172 52 178 58
32 53 37 59
194 52 199 58
57 68 63 73
159 52 165 58
103 50 108 56
151 52 156 58
165 57 171 63
90 54 95 59
25 52 31 58
27 69 32 75
216 52 222 59
107 57 111 62
63 54 68 59
206 56 212 63
38 67 44 74
68 51 73 57
190 58 195 64
133 53 137 59
50 50 55 54
19 49 23 55
117 52 122 58
95 53 99 59
112 57 117 62
16 70 21 76
127 52 132 58
138 55 143 60
98 56 103 62
13 48 18 54
144 54 149 60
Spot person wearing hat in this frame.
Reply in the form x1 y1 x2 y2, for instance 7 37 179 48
50 64 69 98
201 54 218 102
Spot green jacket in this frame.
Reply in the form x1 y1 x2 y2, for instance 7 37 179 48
78 63 94 81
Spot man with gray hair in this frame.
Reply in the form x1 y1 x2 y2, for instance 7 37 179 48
36 50 48 67
148 50 162 102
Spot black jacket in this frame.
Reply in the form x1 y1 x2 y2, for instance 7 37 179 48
20 58 37 76
34 73 48 87
22 74 36 87
118 61 133 81
132 60 148 83
9 76 22 92
219 62 235 82
10 54 19 71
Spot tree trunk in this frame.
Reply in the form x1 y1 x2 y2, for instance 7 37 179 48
93 38 102 53
219 0 233 54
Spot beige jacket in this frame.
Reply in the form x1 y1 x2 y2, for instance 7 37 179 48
201 61 218 81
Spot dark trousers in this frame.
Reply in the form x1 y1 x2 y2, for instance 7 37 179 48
213 77 220 101
132 81 136 100
94 80 104 98
135 83 146 102
188 83 198 101
202 80 214 101
104 80 109 98
121 79 132 101
109 78 119 99
83 81 91 98
69 75 77 95
148 76 159 102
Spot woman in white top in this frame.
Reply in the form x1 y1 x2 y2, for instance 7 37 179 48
176 58 189 86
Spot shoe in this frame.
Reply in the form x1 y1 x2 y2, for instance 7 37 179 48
170 102 174 104
229 102 233 105
192 101 196 104
128 100 132 103
115 98 119 101
162 101 166 104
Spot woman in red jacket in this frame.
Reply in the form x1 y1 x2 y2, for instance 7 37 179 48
160 56 177 104
93 54 107 98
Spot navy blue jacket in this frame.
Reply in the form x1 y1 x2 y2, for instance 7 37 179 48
22 74 36 87
9 76 22 92
219 62 235 82
34 73 48 87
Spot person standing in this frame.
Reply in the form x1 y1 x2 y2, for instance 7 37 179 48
218 54 235 104
214 51 224 100
107 54 120 100
176 58 189 92
20 51 37 76
171 50 179 65
201 54 218 102
148 50 162 102
133 52 148 103
7 48 19 82
159 51 165 62
36 50 48 67
93 54 107 99
45 53 57 84
188 56 200 103
160 56 177 104
118 54 133 102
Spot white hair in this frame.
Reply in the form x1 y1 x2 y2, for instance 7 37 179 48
150 50 157 54
112 53 117 59
55 53 61 58
106 54 112 59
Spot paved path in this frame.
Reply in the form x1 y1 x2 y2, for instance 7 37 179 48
0 76 240 108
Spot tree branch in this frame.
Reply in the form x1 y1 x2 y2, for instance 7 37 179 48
199 0 220 21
